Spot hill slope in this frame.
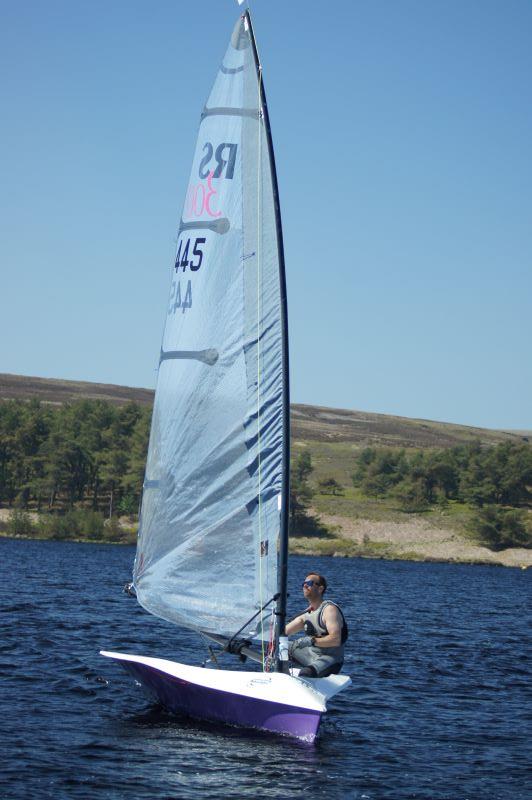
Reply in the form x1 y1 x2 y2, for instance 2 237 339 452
1 372 528 448
2 372 530 567
0 373 154 407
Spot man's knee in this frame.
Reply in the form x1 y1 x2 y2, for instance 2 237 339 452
298 665 318 678
318 662 343 678
297 662 343 679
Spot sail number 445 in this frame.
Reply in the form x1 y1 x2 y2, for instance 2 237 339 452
168 237 206 315
175 237 206 272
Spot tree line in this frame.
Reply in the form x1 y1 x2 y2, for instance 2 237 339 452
0 398 151 516
288 441 532 551
351 441 532 550
351 441 532 510
1 398 530 551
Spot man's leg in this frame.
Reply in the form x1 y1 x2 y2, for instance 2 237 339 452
298 665 318 677
289 642 343 678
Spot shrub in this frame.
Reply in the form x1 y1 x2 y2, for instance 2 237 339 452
37 513 71 539
36 509 105 540
394 478 430 512
7 509 35 536
80 510 105 540
117 493 137 516
361 474 390 497
105 515 124 542
469 506 532 551
318 477 344 496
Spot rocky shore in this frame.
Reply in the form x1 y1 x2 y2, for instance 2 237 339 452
290 512 532 568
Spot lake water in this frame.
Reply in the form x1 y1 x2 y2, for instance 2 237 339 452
0 538 530 799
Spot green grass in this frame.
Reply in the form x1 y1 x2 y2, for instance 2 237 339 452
292 440 362 488
297 437 482 538
289 535 396 558
311 484 473 528
0 510 138 545
312 486 407 523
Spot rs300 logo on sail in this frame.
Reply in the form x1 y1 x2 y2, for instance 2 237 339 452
185 142 238 220
199 142 237 179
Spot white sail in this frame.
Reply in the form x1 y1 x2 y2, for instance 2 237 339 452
134 15 288 639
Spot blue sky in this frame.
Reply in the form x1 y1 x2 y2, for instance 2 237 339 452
1 0 530 429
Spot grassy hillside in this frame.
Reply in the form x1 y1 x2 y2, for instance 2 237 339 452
2 372 529 447
0 373 154 406
2 373 530 567
291 404 530 449
289 438 531 567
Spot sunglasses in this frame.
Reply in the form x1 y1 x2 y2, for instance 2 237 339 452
302 580 320 588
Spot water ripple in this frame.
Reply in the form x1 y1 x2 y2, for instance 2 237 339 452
0 538 530 800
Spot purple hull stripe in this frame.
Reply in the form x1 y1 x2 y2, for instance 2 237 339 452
119 660 321 741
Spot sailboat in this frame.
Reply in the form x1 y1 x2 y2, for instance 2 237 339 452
101 9 350 742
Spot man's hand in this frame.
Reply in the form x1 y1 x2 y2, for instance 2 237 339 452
226 638 251 655
292 635 315 650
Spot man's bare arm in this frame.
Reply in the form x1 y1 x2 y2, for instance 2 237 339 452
285 615 305 635
313 605 342 648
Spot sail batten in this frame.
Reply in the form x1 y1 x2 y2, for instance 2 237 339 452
134 12 288 647
178 218 230 234
201 107 260 120
159 348 219 366
220 64 245 75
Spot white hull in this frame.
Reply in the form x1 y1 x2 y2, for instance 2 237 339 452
101 651 350 741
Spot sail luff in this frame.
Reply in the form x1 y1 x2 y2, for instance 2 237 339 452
244 9 290 670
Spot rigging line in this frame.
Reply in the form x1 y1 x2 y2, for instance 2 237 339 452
226 593 279 650
256 37 265 671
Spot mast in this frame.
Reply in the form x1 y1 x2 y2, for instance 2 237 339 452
245 10 290 671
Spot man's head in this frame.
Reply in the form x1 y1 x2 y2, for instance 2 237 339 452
302 572 327 607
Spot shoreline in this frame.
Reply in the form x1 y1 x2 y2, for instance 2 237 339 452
291 512 532 569
1 530 529 569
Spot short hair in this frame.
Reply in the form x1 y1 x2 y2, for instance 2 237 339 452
307 572 327 593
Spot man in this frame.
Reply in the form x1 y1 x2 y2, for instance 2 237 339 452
285 572 347 678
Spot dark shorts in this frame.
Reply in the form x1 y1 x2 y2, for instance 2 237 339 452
289 640 343 678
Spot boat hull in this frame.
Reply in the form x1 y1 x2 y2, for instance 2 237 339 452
100 651 350 742
121 658 321 740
